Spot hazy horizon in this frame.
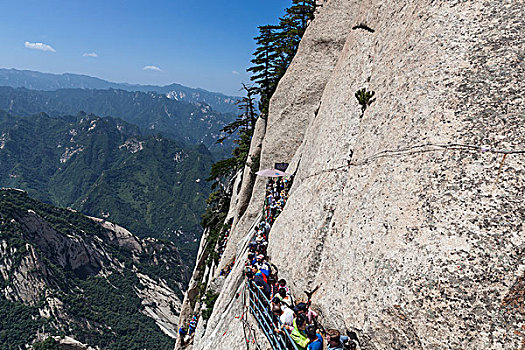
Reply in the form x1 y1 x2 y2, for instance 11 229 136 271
0 0 290 96
0 67 243 96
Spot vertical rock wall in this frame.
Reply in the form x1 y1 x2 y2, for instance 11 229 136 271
215 0 356 277
190 0 524 349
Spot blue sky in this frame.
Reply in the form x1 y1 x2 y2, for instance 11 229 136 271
0 0 290 96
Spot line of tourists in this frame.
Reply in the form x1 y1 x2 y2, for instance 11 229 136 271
264 177 291 224
217 226 231 259
245 177 357 350
178 315 198 346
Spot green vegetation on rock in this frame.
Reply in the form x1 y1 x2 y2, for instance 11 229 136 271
32 337 60 350
0 189 184 349
0 298 47 350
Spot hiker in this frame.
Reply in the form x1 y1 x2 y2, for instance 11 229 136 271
295 302 318 324
291 314 310 350
267 191 274 206
246 270 271 298
254 234 263 247
248 241 258 253
270 282 280 300
277 287 294 306
178 326 187 346
251 233 267 253
264 220 271 234
271 303 294 334
188 316 197 336
250 265 268 284
326 329 349 350
255 255 271 276
306 325 323 350
272 278 288 299
247 253 257 265
277 279 289 294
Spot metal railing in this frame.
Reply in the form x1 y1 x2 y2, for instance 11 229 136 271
247 279 299 350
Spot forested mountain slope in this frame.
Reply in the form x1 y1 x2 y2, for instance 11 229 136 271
0 189 186 349
0 86 234 157
0 111 212 259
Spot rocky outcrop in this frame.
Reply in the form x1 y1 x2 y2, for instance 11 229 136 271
0 189 186 348
192 224 270 350
54 336 93 350
0 241 48 304
190 0 525 349
19 211 110 277
136 272 182 339
216 0 356 276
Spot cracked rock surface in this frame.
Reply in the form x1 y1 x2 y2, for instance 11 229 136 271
190 0 524 349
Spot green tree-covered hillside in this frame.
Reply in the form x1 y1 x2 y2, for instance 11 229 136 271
0 189 186 349
0 86 235 158
0 111 212 259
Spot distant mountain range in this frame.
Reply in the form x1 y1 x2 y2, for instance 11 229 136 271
0 188 186 349
0 111 213 258
0 68 240 114
0 86 235 157
0 70 235 349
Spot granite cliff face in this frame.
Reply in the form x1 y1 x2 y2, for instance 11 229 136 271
183 0 524 349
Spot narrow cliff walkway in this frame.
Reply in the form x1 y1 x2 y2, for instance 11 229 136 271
242 177 357 350
246 278 299 350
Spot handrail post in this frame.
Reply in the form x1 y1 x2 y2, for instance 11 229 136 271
246 279 299 350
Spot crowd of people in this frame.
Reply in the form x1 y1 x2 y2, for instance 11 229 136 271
217 226 231 259
179 176 355 349
264 177 291 224
245 176 357 350
220 177 291 277
178 315 198 346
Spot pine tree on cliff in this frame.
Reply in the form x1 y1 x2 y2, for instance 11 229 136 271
247 1 316 117
277 0 316 63
210 83 258 184
247 24 281 117
201 0 316 262
202 84 258 263
218 83 258 138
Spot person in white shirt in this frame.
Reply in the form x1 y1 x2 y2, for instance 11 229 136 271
272 303 294 334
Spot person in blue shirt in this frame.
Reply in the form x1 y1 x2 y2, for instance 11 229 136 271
188 317 197 336
178 326 187 346
246 270 271 298
306 325 323 350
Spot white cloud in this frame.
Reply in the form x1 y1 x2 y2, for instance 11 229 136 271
24 41 56 52
143 65 161 72
83 52 98 57
232 70 239 75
